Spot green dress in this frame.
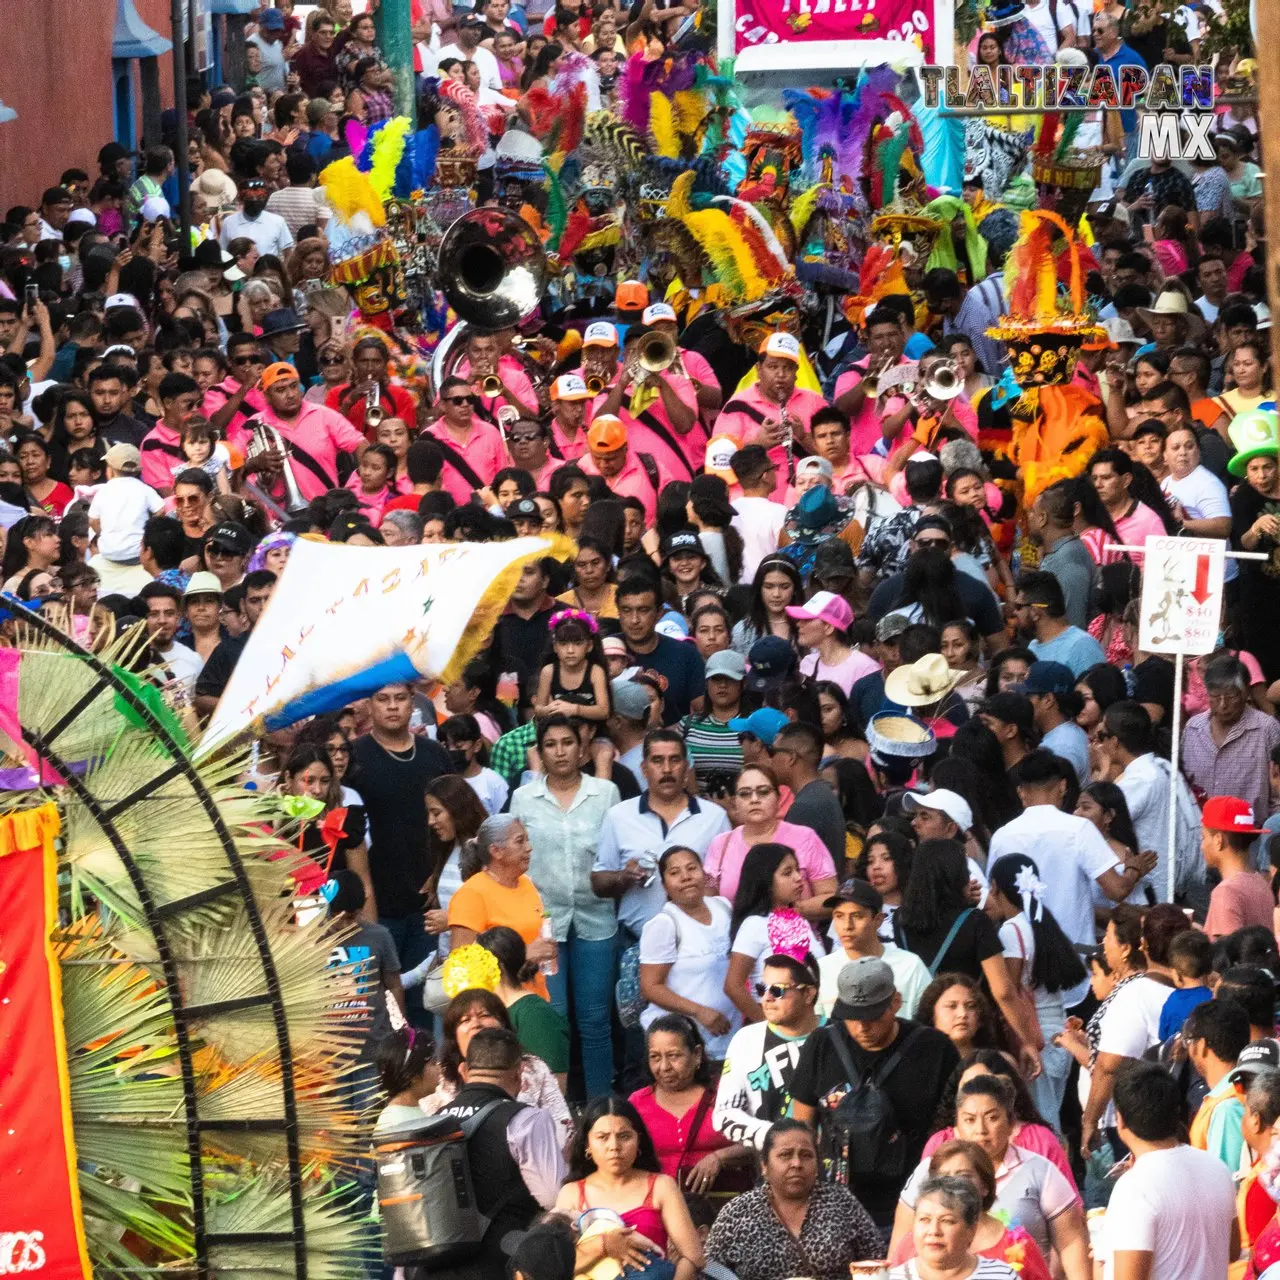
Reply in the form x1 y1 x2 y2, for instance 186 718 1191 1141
508 993 570 1075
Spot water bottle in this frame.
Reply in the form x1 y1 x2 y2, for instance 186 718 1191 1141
538 915 558 977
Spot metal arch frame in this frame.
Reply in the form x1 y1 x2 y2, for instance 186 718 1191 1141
9 603 308 1279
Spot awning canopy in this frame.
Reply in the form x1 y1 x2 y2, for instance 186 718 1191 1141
113 0 173 59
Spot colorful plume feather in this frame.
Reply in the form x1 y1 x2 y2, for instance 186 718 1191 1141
320 156 386 229
355 118 386 172
649 92 680 159
367 116 411 200
410 126 440 192
544 164 568 251
344 117 369 161
788 184 823 238
619 54 653 136
1053 111 1084 161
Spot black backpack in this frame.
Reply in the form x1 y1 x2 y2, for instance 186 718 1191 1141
819 1023 921 1186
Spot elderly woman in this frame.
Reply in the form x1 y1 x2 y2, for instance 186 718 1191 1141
889 1141 1050 1280
706 1119 883 1280
889 1176 1019 1280
445 814 558 998
891 1075 1087 1280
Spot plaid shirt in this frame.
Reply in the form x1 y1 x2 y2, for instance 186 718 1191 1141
1181 706 1280 826
490 719 538 788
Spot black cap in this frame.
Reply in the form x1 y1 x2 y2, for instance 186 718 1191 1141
260 308 308 336
745 634 797 693
506 497 541 521
503 1219 577 1280
205 521 252 555
662 530 704 560
822 877 883 912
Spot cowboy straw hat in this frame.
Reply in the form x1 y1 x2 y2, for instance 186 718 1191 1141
1137 289 1206 338
884 652 965 708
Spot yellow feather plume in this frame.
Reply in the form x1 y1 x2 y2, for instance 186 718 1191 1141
649 92 680 159
672 90 707 141
367 116 412 201
788 184 823 238
666 169 696 220
320 156 386 229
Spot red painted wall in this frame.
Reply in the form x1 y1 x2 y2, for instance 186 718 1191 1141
0 0 176 209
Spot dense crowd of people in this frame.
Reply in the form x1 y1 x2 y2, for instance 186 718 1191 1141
6 0 1280 1277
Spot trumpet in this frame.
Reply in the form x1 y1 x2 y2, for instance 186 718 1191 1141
365 383 385 428
923 359 963 402
475 373 503 398
246 419 309 516
637 331 677 377
585 374 606 395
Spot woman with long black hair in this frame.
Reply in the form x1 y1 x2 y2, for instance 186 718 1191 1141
895 839 1042 1075
984 853 1086 1121
731 554 802 655
882 550 971 632
686 473 745 586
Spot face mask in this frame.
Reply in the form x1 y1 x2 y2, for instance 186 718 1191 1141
58 255 72 273
242 199 267 217
446 747 471 771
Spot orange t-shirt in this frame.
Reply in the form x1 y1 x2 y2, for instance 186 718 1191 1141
446 872 549 998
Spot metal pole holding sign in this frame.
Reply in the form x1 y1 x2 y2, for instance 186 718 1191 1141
1116 536 1261 901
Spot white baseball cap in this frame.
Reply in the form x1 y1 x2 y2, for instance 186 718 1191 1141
105 292 143 313
551 373 591 402
67 208 97 227
704 434 739 479
642 302 677 325
139 194 171 221
583 321 619 349
902 788 973 833
760 332 801 362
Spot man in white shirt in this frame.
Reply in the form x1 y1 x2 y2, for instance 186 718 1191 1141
140 581 204 689
438 17 503 91
816 879 930 1019
1102 1061 1238 1280
989 750 1151 1008
729 445 786 583
218 180 295 258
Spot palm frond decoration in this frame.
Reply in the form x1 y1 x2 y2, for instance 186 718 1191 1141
3 606 374 1278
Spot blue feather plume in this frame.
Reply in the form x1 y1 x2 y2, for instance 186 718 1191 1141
410 126 440 191
356 117 388 173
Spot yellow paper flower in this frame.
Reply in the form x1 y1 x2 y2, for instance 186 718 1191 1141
442 944 501 998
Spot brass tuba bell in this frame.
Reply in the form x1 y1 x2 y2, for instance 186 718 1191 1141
638 330 677 376
436 209 548 330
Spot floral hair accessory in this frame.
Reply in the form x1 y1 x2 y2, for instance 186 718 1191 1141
441 944 501 999
1013 863 1047 923
549 606 599 635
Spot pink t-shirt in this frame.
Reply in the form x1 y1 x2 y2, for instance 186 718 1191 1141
343 472 393 526
703 819 837 904
712 384 829 503
424 416 508 505
578 450 665 523
628 1085 729 1179
922 1122 1080 1198
833 363 909 458
1205 871 1275 941
550 417 590 463
1112 501 1168 563
203 377 268 439
595 374 702 481
258 401 369 502
800 647 881 696
140 423 183 492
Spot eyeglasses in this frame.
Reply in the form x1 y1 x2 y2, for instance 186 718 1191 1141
508 432 541 443
735 785 776 800
754 982 811 999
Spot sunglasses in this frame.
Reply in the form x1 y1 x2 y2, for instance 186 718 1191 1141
230 355 261 366
443 396 475 406
754 982 811 999
735 785 775 800
318 356 345 367
915 537 951 550
508 432 541 443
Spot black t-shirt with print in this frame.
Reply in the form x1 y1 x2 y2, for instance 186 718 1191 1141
791 1018 960 1223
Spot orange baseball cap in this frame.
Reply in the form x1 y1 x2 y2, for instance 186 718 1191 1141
587 415 627 453
261 361 300 388
551 374 591 402
616 280 649 312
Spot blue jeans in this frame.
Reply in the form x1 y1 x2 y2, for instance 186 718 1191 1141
544 926 616 1099
381 912 434 1029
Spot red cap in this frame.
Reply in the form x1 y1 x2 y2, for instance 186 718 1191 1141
1202 795 1263 834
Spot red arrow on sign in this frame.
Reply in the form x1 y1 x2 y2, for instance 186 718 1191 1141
1191 554 1213 605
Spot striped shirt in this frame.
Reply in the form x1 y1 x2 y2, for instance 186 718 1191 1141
678 713 744 788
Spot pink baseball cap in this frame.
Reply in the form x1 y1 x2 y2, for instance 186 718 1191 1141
786 590 853 631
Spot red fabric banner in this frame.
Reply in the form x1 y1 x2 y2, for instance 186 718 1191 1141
734 0 935 55
0 805 91 1279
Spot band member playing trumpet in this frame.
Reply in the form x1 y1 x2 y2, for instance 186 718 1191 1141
549 374 593 462
641 301 723 427
831 306 913 473
456 330 539 424
249 363 370 504
326 335 418 441
592 322 701 482
712 333 825 503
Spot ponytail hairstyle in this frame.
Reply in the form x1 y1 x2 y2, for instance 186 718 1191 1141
988 853 1086 995
478 925 540 987
375 1024 436 1098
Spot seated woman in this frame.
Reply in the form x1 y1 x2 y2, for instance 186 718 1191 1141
922 1050 1079 1193
420 987 573 1146
705 1119 883 1280
638 845 739 1061
888 1140 1050 1280
888 1176 1020 1280
629 1014 750 1197
890 1074 1088 1280
554 1096 706 1280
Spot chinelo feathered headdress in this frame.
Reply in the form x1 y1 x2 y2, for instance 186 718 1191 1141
523 52 600 159
841 241 909 330
987 208 1103 344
